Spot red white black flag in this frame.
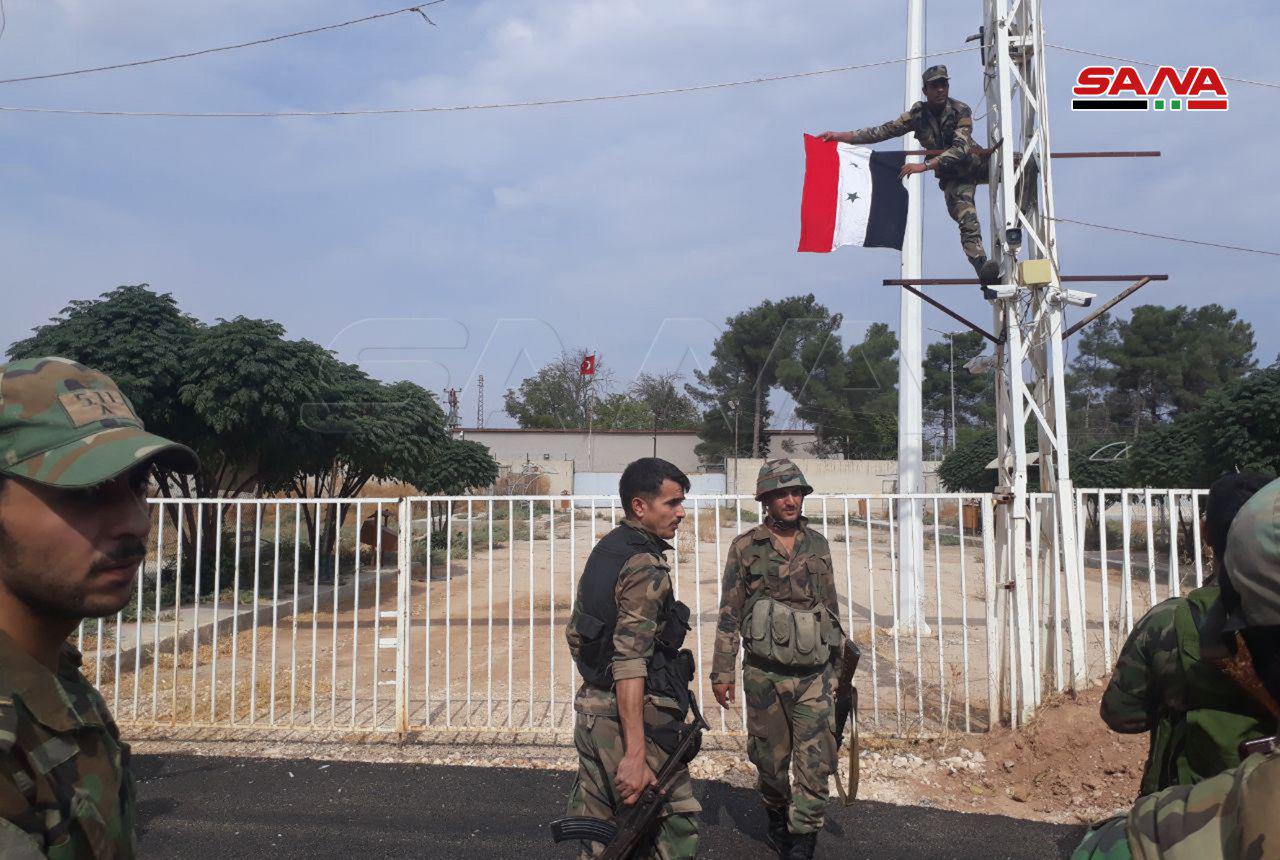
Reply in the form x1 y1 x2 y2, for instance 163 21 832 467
798 134 908 253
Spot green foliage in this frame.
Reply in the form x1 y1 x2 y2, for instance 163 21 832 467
689 295 833 461
937 431 998 492
503 349 598 428
778 321 899 459
410 438 500 496
1128 366 1280 488
923 330 994 452
1067 304 1255 440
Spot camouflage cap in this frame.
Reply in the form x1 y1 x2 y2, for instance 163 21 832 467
754 458 813 502
0 356 198 488
922 65 949 84
1224 477 1280 629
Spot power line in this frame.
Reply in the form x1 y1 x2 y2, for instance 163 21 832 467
0 1 444 86
1046 44 1280 91
0 45 981 118
1053 216 1280 258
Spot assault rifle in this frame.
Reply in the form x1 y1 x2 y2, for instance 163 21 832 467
551 699 708 860
832 639 862 805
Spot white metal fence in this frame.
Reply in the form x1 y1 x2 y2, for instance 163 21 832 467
75 489 1209 738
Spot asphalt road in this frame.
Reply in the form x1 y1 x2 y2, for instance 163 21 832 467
135 754 1085 859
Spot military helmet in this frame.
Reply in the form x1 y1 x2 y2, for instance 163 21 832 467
754 458 814 502
1223 477 1280 630
922 65 949 85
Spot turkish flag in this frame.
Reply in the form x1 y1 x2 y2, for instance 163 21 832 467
579 355 596 376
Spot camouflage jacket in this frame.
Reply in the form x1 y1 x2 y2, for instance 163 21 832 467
567 519 681 716
0 632 136 859
847 97 982 180
710 518 839 685
1100 586 1272 794
1072 747 1280 859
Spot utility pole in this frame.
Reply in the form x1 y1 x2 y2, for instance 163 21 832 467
444 388 461 432
929 328 960 452
896 0 927 632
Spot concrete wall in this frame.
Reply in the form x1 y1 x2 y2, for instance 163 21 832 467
494 459 574 496
726 458 942 496
455 427 820 474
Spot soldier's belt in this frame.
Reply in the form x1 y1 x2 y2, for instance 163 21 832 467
743 653 829 677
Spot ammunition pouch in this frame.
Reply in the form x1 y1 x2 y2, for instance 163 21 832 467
742 596 840 670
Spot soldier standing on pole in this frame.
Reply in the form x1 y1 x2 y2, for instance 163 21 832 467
817 65 1001 285
711 459 844 859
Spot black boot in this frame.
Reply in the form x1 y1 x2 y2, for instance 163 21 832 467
971 255 1001 286
764 807 791 857
786 832 818 859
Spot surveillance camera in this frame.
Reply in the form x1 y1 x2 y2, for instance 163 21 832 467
982 284 1018 301
1060 289 1095 308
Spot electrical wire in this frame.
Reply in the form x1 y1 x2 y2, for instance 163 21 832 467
1046 44 1280 91
1052 217 1280 258
0 45 980 118
0 1 444 86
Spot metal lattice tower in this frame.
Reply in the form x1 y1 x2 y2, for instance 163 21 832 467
476 375 485 429
982 0 1087 721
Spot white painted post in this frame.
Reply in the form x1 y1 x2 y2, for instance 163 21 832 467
896 0 927 633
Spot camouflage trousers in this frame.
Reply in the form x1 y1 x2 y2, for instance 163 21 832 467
941 178 987 264
743 663 837 835
567 708 701 860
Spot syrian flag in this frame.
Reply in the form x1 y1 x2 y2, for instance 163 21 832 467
579 354 597 377
798 134 909 253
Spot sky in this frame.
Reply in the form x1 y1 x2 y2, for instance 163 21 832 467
1 0 1275 430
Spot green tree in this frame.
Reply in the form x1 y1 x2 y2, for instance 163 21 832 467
503 349 603 429
923 331 994 453
690 295 833 461
8 284 199 446
1065 311 1122 445
778 321 899 460
1110 304 1255 432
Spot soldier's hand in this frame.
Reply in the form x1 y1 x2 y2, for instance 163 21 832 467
712 683 736 709
616 752 660 806
899 162 929 180
816 131 846 143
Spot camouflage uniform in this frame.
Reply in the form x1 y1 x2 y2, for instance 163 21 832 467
1072 748 1280 860
845 67 988 267
1100 586 1272 794
565 519 700 860
1076 479 1280 859
0 632 137 859
712 461 842 838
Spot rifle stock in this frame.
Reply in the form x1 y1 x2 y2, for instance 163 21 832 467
551 700 708 860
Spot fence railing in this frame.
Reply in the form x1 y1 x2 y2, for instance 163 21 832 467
77 488 1210 738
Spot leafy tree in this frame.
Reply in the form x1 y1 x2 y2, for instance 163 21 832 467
923 331 994 453
1110 304 1255 431
690 295 833 461
1066 312 1122 445
503 349 604 429
626 372 701 430
410 438 500 495
937 431 999 493
8 285 199 445
778 321 899 459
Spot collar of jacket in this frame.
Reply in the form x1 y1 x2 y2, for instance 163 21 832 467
751 516 811 542
0 629 105 732
620 517 674 553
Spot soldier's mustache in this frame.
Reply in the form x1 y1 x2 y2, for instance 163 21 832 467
90 538 147 573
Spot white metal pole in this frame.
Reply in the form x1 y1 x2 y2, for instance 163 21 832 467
896 0 926 631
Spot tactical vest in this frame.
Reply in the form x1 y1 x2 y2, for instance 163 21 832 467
908 100 986 182
570 524 696 717
1142 586 1274 794
740 536 843 672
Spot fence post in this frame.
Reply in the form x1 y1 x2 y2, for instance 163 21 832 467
395 499 410 734
981 496 1000 729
